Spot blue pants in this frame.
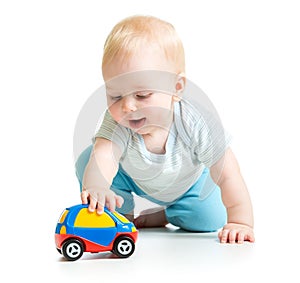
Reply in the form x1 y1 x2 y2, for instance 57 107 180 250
75 145 227 232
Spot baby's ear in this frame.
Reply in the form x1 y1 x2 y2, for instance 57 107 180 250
173 72 185 102
175 72 186 94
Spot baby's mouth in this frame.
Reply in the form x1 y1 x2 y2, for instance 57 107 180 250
129 118 146 129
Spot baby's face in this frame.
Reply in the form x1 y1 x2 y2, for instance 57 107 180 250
103 48 181 135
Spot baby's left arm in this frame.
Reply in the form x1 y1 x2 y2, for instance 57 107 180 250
210 148 255 244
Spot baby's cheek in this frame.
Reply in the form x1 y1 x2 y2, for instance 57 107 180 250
108 105 121 120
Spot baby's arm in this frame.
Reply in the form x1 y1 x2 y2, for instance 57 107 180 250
210 148 255 244
81 137 124 214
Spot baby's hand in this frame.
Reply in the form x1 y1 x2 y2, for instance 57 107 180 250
81 188 124 214
218 223 255 244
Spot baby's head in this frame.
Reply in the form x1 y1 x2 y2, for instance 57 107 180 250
102 15 185 80
102 15 185 135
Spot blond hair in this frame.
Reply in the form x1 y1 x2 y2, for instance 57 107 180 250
102 15 185 73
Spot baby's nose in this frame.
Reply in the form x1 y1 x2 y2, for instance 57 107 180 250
122 95 137 112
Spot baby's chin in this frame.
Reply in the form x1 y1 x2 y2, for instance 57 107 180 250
135 125 171 136
125 122 152 134
130 125 150 135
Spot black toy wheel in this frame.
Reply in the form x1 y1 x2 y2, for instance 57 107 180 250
112 236 135 258
62 239 84 261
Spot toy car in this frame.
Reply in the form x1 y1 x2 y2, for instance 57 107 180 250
55 204 138 261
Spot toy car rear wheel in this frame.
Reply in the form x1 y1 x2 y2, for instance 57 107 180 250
112 236 135 258
62 239 84 261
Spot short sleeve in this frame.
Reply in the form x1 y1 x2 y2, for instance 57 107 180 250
94 110 130 153
192 110 231 167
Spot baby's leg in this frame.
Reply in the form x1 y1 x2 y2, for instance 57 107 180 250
133 186 226 230
166 185 226 232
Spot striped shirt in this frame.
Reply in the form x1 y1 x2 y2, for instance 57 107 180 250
95 100 229 202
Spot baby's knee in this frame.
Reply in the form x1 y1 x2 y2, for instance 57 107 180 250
165 199 227 232
167 212 225 232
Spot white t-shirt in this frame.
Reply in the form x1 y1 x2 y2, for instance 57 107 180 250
95 100 229 202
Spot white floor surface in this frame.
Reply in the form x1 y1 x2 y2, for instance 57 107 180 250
3 204 299 283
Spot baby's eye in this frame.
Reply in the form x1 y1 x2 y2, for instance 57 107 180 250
109 95 122 101
134 91 153 99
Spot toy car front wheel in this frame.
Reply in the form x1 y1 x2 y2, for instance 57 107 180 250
112 236 135 258
62 239 84 261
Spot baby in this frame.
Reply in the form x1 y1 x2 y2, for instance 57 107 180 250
76 15 255 244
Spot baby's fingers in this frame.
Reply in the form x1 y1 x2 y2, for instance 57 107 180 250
105 193 116 212
219 229 240 243
115 195 124 208
219 229 230 243
105 194 124 212
229 230 237 244
237 232 245 244
81 190 89 204
219 228 255 244
88 192 98 213
245 232 255 243
96 193 105 215
236 230 255 243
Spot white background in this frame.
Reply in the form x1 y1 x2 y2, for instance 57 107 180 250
1 0 299 282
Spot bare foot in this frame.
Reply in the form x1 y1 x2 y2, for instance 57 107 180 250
124 214 133 222
133 207 168 228
124 211 134 222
